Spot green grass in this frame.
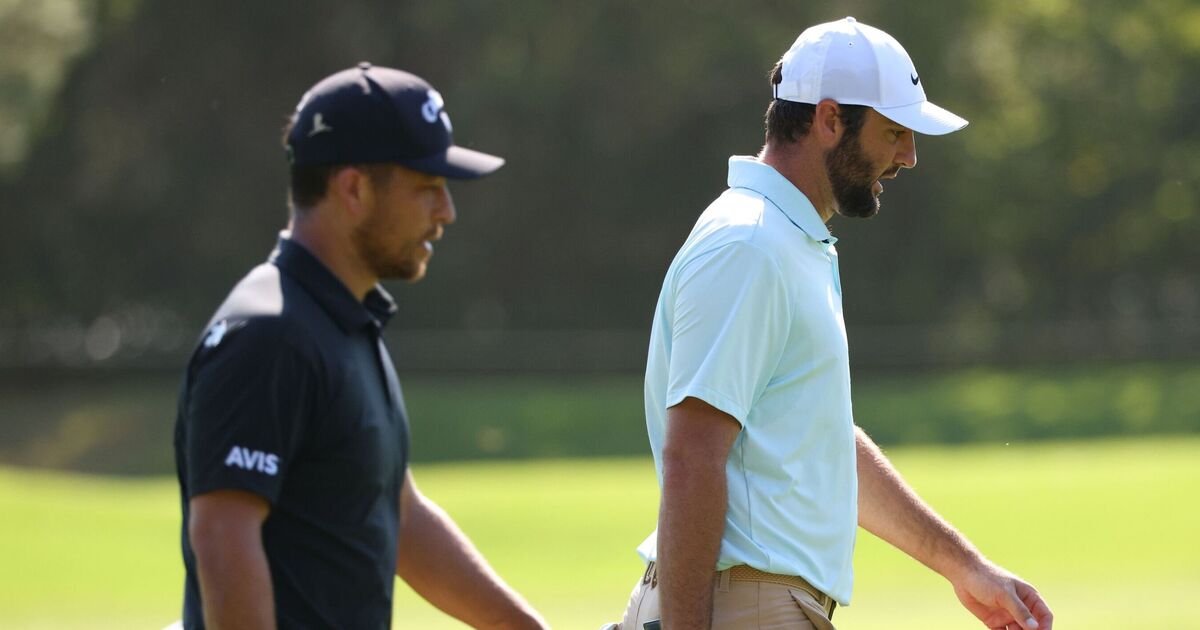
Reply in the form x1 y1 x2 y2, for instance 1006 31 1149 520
0 470 183 629
1 438 1198 628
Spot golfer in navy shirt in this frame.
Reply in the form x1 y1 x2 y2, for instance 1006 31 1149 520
174 63 546 629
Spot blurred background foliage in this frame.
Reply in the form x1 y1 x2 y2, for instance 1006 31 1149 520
0 0 1197 473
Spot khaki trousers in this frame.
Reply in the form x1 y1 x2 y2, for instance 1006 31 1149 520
616 563 837 629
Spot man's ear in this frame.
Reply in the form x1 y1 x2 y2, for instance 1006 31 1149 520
813 99 843 149
328 166 373 222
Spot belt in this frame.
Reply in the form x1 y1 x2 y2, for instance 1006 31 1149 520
643 562 836 619
725 565 836 618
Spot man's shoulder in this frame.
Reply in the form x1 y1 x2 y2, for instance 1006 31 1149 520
704 186 771 228
208 263 287 326
676 188 786 263
191 263 327 363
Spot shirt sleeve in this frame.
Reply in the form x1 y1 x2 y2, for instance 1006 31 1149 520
182 318 317 503
664 241 792 426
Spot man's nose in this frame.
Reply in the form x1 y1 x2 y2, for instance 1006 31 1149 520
437 187 456 225
897 133 917 169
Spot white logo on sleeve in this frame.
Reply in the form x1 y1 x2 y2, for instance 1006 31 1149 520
203 320 228 348
224 446 280 475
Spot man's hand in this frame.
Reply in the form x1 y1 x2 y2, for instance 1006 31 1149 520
854 427 1052 630
951 559 1053 630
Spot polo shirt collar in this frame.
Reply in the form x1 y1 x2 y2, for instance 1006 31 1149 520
727 156 833 243
270 236 398 332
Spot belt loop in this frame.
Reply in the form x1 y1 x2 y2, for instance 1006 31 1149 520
717 568 731 592
642 561 655 585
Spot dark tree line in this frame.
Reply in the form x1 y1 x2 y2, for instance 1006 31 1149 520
2 0 1197 368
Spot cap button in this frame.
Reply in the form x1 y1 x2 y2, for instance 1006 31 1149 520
358 61 372 71
845 16 856 22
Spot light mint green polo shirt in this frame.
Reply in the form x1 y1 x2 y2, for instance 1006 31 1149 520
637 156 858 605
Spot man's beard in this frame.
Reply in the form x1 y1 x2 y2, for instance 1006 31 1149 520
825 130 880 219
353 211 423 282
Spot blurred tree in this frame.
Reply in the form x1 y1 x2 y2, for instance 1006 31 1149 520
943 0 1200 326
0 0 1196 368
0 0 96 177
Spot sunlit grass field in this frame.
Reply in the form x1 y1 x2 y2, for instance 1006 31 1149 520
1 437 1197 629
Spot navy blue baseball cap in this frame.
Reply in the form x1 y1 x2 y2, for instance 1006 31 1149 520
285 62 504 179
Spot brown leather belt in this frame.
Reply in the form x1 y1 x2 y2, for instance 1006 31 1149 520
644 562 836 619
725 565 836 618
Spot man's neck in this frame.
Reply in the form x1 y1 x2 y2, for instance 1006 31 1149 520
758 142 836 223
286 218 376 301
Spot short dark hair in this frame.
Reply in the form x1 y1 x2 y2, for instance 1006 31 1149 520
764 61 869 144
280 119 393 214
288 164 338 212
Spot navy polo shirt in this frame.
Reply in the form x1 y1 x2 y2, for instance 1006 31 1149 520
174 237 410 629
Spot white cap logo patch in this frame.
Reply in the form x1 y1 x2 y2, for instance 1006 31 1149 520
308 113 333 137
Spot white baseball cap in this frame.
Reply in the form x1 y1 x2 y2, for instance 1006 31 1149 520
775 17 968 135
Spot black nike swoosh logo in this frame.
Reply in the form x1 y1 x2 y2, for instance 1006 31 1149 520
911 73 920 85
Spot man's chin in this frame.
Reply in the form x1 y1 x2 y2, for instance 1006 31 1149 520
397 265 426 283
375 261 426 284
834 195 880 219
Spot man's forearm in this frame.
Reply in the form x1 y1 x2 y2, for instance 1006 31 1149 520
656 397 741 629
396 493 545 629
855 426 982 580
855 427 1054 629
658 454 727 629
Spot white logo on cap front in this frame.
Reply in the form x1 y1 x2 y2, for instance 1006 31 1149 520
421 89 454 133
421 89 445 123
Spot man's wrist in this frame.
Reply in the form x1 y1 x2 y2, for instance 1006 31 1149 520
938 545 990 585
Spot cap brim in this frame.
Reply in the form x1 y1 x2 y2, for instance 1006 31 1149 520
874 100 968 136
400 145 505 180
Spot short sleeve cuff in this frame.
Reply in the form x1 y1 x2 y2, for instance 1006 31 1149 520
665 385 748 427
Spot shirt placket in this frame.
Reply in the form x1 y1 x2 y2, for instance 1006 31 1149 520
369 326 403 411
821 237 842 297
371 326 411 477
